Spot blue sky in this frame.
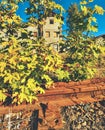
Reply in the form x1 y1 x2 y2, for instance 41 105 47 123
17 0 105 36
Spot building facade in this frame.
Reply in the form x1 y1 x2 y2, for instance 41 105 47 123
27 16 62 50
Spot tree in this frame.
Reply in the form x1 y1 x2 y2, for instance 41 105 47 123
67 0 105 35
0 0 69 104
25 0 64 23
60 0 105 81
0 0 22 41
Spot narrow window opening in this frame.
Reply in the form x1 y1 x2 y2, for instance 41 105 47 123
34 32 37 37
46 31 50 38
50 19 54 24
54 32 59 38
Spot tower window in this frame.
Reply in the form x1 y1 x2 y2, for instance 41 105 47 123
54 32 59 38
34 32 37 37
46 31 50 37
50 19 54 24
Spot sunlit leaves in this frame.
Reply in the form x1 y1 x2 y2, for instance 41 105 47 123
88 17 97 23
0 62 6 72
95 5 105 15
0 35 66 103
61 34 101 80
0 0 104 104
42 74 53 88
0 90 6 102
80 0 94 5
0 0 67 104
67 0 105 35
87 25 98 32
81 6 88 15
25 0 64 25
55 69 69 81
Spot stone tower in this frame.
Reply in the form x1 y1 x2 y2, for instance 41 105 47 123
27 15 62 51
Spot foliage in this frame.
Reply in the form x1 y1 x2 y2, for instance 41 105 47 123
67 0 105 35
62 35 102 80
0 1 22 41
60 0 105 81
25 0 64 25
0 0 105 104
0 0 68 104
0 36 67 103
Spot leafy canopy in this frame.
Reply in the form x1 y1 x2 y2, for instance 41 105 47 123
25 0 64 25
67 0 105 34
60 0 105 81
0 0 69 104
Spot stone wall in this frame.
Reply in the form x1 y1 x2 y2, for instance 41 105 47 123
0 78 105 130
43 17 61 44
61 100 105 130
0 100 105 130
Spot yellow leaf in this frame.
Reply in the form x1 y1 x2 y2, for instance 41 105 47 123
92 17 97 22
8 47 13 53
88 17 97 23
81 6 88 15
8 18 13 24
0 90 6 101
0 62 6 72
17 65 24 70
13 72 20 80
1 23 6 27
4 74 13 83
9 56 17 66
2 42 9 47
87 25 98 32
95 5 105 15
